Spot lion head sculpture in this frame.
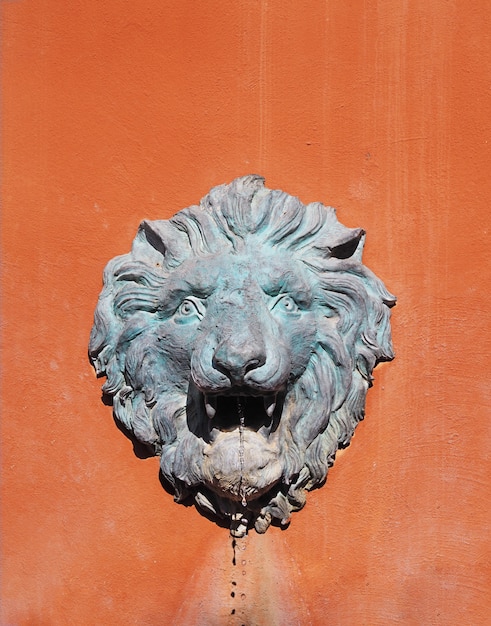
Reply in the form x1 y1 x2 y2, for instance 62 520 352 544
89 175 395 537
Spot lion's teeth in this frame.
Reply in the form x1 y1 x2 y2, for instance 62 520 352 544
264 396 276 418
204 395 216 419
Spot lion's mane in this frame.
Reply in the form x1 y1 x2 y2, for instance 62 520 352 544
89 175 395 534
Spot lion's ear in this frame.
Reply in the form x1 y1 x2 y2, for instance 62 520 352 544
133 220 189 268
329 228 365 260
139 220 169 257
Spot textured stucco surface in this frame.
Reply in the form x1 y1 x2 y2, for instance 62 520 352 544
2 1 490 624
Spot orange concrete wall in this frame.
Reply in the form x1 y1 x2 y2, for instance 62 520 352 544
2 1 490 624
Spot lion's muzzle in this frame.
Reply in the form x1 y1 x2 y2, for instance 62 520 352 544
190 283 291 440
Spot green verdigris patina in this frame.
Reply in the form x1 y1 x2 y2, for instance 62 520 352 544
89 175 395 537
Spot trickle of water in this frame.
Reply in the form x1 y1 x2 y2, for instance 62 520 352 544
237 398 247 507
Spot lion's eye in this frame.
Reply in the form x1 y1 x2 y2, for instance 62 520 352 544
271 295 299 314
180 301 197 315
174 298 204 323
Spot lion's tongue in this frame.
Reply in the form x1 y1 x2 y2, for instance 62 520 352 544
202 431 282 500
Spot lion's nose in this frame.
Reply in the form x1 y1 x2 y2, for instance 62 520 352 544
212 339 266 385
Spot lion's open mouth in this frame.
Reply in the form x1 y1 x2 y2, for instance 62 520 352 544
204 394 278 434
